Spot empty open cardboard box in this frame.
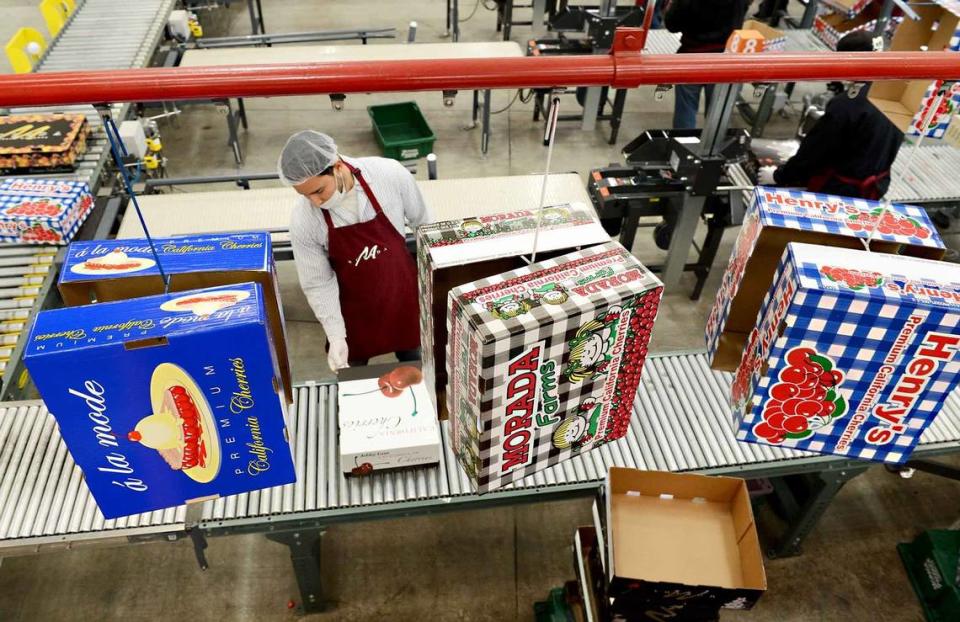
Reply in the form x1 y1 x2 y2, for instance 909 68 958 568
594 468 766 616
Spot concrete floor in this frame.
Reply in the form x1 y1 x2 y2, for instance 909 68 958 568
2 1 960 620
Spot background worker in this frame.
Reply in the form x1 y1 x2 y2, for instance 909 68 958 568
665 0 750 129
763 32 902 199
278 131 432 370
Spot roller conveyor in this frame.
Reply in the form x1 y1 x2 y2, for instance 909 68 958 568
1 350 958 554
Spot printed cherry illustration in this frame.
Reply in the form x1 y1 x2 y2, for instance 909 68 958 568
387 365 423 389
378 373 404 398
351 456 374 476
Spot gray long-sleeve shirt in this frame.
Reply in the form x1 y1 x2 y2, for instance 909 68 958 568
289 155 431 342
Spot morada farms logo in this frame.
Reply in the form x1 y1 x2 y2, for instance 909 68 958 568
498 343 544 475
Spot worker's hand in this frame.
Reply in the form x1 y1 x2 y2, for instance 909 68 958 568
328 338 349 371
758 166 777 186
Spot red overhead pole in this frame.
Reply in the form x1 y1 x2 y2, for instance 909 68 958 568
0 31 957 107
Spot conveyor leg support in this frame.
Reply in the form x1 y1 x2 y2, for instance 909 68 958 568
267 529 327 614
768 466 867 558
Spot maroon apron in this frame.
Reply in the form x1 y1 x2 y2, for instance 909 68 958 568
807 168 890 200
321 162 420 360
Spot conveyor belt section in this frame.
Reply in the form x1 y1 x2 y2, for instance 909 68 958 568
3 351 958 552
36 0 175 72
887 144 960 204
0 246 57 381
0 402 186 554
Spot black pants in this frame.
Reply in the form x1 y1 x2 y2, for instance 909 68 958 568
348 348 420 368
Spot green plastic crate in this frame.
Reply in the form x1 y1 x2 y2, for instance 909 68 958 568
367 101 436 161
898 529 960 622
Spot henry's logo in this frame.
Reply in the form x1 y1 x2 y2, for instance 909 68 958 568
499 343 543 474
866 332 960 446
352 244 383 266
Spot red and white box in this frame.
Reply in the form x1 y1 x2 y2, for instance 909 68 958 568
447 242 662 492
0 178 94 244
731 242 960 463
705 187 945 373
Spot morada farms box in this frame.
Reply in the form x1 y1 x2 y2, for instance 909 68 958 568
58 233 292 403
447 242 662 492
0 178 94 244
417 202 610 419
23 283 296 519
731 242 960 463
706 187 944 372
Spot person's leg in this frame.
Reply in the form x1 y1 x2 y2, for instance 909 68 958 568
395 349 422 362
673 84 701 129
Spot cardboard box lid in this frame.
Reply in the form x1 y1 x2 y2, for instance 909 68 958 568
25 283 267 358
787 242 960 310
0 114 87 156
417 202 610 269
0 178 91 199
751 186 945 250
59 233 273 284
450 241 661 343
605 467 766 591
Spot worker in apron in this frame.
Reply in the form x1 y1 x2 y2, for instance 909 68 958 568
761 32 903 200
278 131 431 370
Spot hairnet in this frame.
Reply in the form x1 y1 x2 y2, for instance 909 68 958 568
277 130 339 186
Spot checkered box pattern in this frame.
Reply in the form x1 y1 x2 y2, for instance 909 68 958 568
0 178 93 245
813 16 877 50
909 81 960 139
735 243 960 464
449 242 662 492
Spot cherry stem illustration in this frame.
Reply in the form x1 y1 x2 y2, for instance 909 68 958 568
340 387 383 397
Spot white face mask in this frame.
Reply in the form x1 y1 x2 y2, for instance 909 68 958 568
318 169 347 210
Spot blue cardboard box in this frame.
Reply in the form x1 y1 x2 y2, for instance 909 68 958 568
58 233 292 403
706 187 946 373
732 243 960 463
0 178 94 244
24 283 296 519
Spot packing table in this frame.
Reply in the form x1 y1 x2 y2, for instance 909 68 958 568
1 350 959 613
114 172 592 241
177 41 525 160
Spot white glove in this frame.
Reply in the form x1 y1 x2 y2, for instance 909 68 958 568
328 338 349 371
758 166 777 186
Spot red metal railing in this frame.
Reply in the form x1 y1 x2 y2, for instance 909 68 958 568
0 44 957 108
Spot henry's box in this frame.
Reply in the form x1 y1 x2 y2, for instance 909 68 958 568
0 178 94 244
337 362 440 475
731 242 960 463
706 187 944 372
447 242 662 492
58 233 292 403
417 202 610 418
23 283 296 519
593 468 766 618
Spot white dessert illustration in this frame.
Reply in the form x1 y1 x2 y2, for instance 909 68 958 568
128 363 220 483
70 249 155 275
160 290 250 317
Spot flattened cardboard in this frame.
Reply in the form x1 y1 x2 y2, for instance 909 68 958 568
732 242 960 463
59 234 293 403
416 202 610 418
601 468 766 617
705 187 945 372
23 283 296 519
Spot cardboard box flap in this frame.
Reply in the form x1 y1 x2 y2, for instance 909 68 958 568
26 283 266 357
740 19 785 42
789 242 960 310
753 187 945 250
451 242 661 343
60 233 272 284
606 468 765 591
418 202 609 268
